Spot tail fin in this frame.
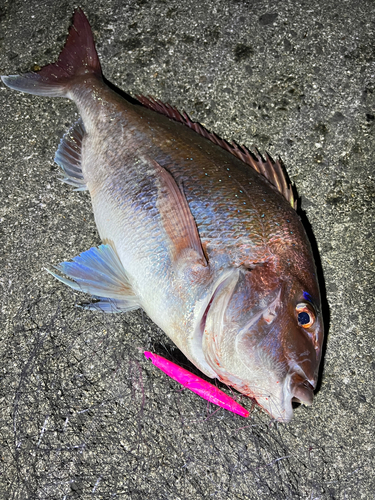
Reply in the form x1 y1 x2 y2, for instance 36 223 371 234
1 8 101 98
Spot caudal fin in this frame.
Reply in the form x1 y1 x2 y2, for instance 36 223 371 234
1 8 101 98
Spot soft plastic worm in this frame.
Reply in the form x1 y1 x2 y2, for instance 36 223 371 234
144 351 249 417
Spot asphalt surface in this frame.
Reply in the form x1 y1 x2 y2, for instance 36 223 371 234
0 0 374 499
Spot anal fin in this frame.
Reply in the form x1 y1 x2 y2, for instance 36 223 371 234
54 118 87 191
47 244 140 313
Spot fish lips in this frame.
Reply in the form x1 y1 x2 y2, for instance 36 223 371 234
291 375 315 406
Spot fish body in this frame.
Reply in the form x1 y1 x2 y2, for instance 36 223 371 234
2 9 324 422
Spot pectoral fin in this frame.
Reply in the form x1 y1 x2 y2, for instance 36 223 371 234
47 244 140 313
151 159 207 268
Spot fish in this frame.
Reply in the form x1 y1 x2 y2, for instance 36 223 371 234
1 8 324 422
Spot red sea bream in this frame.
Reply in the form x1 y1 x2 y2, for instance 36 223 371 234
1 9 324 422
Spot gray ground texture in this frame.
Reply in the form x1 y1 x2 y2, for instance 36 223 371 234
0 0 374 499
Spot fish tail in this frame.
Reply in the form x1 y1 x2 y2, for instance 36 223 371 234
1 8 101 98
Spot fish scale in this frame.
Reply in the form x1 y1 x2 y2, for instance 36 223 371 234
1 8 324 422
82 81 283 267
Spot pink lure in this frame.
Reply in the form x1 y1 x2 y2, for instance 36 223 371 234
144 351 249 418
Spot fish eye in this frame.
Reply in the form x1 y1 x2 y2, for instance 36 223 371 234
295 303 315 329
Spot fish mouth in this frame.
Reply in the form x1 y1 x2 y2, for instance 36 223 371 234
260 373 315 423
291 377 315 406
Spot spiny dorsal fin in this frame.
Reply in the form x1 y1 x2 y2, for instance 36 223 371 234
136 95 296 209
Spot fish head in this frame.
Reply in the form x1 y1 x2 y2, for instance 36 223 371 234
201 262 324 422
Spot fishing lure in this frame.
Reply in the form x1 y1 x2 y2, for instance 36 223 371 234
144 351 249 417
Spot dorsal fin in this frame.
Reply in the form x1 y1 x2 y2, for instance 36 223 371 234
136 95 296 209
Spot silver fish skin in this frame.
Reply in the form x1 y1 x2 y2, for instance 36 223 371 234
1 9 324 422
